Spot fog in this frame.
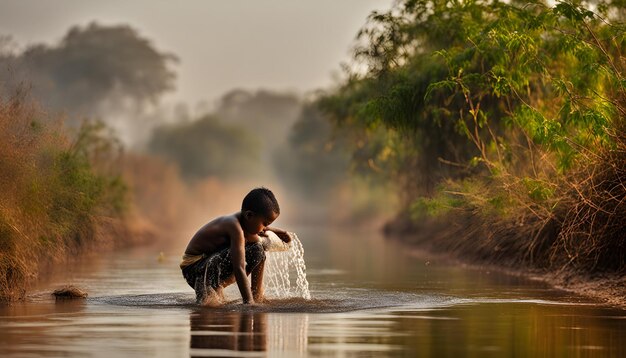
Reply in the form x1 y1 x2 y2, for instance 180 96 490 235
0 0 390 105
0 0 398 236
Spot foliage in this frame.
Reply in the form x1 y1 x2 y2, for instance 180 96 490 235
0 94 128 300
324 0 624 208
323 0 626 271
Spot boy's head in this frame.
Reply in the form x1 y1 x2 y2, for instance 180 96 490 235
241 187 280 234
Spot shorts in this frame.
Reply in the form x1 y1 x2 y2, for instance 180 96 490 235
181 242 265 303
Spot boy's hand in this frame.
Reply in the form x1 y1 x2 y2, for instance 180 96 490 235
266 227 292 243
276 231 292 243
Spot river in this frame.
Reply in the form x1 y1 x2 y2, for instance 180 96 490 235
1 225 625 357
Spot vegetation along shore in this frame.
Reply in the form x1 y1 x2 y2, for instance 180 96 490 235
0 94 156 301
318 0 626 304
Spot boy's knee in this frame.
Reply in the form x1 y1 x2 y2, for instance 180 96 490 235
252 242 266 259
246 242 266 265
219 274 236 288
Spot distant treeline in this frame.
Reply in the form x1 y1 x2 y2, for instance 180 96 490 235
146 89 359 201
319 0 626 273
148 89 302 180
0 23 357 204
0 22 176 118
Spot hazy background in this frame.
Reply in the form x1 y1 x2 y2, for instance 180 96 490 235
0 0 389 106
0 0 397 236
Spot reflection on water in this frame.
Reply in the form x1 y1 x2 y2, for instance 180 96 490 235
1 225 626 357
190 310 268 357
189 310 309 357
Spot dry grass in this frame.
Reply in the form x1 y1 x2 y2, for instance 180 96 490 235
0 93 135 301
553 125 626 272
52 285 88 299
392 108 626 276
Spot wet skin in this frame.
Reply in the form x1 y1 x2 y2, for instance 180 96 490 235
184 210 285 304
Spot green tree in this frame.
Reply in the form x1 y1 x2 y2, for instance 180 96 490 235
323 0 626 270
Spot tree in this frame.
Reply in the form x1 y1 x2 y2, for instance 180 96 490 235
322 0 626 270
0 22 177 117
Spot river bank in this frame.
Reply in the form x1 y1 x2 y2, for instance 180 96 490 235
0 213 158 302
383 212 626 309
0 95 160 302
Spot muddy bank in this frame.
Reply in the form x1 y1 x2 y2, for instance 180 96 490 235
383 211 626 308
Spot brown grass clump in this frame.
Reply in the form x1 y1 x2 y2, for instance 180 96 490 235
52 285 88 299
553 127 626 273
389 121 626 277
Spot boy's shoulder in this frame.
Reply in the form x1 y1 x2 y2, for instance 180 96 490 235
209 212 242 232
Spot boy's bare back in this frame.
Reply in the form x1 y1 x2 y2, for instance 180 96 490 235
184 213 261 257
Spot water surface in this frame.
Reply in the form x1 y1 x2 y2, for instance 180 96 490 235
1 225 625 357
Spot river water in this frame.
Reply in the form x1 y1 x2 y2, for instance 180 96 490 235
1 225 626 357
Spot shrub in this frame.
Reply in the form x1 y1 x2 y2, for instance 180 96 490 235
0 93 127 300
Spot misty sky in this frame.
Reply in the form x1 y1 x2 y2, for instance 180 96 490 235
0 0 391 107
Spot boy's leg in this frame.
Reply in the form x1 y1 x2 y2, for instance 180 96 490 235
182 243 266 305
251 257 265 301
182 250 230 305
243 243 266 301
216 243 266 298
244 242 266 274
182 259 209 303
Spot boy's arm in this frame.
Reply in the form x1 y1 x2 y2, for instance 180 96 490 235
266 226 292 243
228 223 254 304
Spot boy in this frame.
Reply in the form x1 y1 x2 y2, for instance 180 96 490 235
180 187 291 305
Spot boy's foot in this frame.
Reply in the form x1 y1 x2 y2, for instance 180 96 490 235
215 286 226 301
200 293 222 307
198 288 224 307
252 294 267 304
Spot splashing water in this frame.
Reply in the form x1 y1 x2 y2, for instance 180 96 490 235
265 233 311 299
